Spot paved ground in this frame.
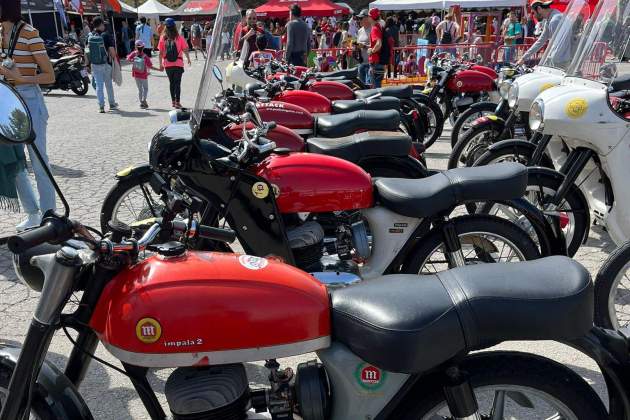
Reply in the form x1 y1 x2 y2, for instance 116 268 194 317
0 58 620 418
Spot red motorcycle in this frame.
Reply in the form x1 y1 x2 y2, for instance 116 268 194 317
0 80 609 419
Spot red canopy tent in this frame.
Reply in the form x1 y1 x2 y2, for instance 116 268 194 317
169 0 219 16
255 0 349 18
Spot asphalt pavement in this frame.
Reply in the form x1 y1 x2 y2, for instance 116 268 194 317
0 58 619 418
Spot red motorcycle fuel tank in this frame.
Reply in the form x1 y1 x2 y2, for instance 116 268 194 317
308 80 354 101
255 153 373 213
275 90 331 115
470 65 498 81
256 101 314 134
225 122 305 151
447 70 495 94
90 252 331 367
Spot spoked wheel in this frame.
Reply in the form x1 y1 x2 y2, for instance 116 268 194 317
594 241 630 329
402 215 540 274
412 95 444 149
450 102 498 148
448 124 501 169
403 353 608 420
100 172 164 232
477 175 588 257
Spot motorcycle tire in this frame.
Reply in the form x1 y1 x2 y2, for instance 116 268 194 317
473 141 555 169
594 241 630 330
476 170 589 257
0 363 57 419
71 77 90 96
397 352 608 420
450 102 498 148
448 122 507 169
411 95 444 149
100 170 160 232
401 214 540 274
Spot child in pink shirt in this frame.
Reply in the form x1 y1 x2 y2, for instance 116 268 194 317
127 40 157 109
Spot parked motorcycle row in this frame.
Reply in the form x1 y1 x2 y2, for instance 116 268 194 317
2 0 630 418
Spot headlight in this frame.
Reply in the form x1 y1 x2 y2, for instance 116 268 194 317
529 99 545 131
499 80 512 100
508 82 519 108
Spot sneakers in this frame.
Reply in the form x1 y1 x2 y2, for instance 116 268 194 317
99 106 105 113
140 101 148 109
174 101 182 109
109 103 119 111
16 213 42 232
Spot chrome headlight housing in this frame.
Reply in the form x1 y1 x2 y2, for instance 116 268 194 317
499 80 512 100
529 99 545 131
507 82 519 108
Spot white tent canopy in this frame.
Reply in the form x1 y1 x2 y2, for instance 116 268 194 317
369 0 524 10
120 1 137 13
137 0 173 17
335 2 354 13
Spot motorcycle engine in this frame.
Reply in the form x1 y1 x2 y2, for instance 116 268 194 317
165 364 249 419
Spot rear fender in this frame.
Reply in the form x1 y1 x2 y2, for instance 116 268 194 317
527 166 591 245
0 342 93 420
115 163 152 180
470 114 505 130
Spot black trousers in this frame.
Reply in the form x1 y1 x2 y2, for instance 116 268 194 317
143 48 153 57
166 67 184 102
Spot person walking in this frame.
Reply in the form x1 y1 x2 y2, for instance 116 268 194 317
221 26 231 59
356 9 371 86
121 20 131 55
0 0 57 230
436 13 459 56
158 18 191 109
127 40 156 109
367 8 387 88
285 4 311 66
503 11 522 63
88 17 118 113
136 17 153 56
237 9 261 67
190 20 205 60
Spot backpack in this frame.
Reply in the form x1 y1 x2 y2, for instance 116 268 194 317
379 25 392 66
441 22 453 44
426 22 437 44
165 37 180 62
133 55 146 73
192 23 202 37
88 33 108 65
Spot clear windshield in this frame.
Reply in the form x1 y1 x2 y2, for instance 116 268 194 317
567 0 630 83
538 0 593 71
192 0 241 130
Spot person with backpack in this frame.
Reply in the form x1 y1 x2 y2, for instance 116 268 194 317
127 40 157 109
0 0 57 231
367 8 388 88
136 17 153 56
158 18 191 109
436 13 459 57
190 20 205 60
87 17 118 113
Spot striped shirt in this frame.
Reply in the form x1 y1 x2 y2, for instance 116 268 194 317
1 23 47 85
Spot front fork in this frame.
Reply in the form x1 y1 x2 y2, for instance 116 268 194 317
440 218 467 268
444 366 482 420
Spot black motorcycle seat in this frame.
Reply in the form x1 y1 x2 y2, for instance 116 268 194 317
612 74 630 92
332 97 400 114
315 110 400 138
316 67 358 79
374 162 527 217
245 82 265 96
355 85 413 100
331 256 593 374
306 131 411 162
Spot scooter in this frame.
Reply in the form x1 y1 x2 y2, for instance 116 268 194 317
0 80 613 420
450 0 595 168
40 54 91 96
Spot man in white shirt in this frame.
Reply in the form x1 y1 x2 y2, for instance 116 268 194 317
356 9 371 86
136 17 153 56
306 16 314 29
348 15 358 37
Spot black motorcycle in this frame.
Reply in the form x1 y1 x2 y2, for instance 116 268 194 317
41 54 90 96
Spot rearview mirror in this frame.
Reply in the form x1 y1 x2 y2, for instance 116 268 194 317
212 65 223 83
0 81 34 145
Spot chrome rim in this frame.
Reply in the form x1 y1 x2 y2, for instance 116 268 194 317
110 182 164 227
418 231 526 274
456 130 498 168
420 385 579 420
607 259 630 330
457 110 495 142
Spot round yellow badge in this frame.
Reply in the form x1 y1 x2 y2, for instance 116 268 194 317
252 182 270 199
565 98 588 119
136 318 162 344
539 82 556 93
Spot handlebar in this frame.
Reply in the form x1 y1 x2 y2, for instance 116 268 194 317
8 216 75 254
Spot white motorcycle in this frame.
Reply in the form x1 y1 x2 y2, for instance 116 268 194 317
526 0 630 327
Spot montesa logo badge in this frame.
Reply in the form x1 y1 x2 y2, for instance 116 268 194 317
355 363 386 391
136 318 162 344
